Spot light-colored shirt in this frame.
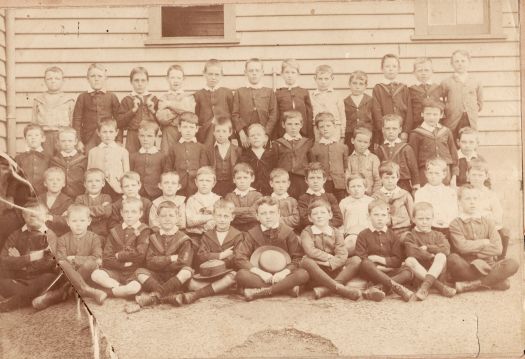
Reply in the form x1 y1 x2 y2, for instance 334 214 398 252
185 192 221 234
477 186 503 230
415 183 458 228
310 88 345 139
87 141 129 194
339 195 373 236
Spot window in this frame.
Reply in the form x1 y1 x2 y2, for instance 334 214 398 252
412 0 506 40
146 4 238 46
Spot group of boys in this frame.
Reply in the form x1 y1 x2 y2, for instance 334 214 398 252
0 51 518 312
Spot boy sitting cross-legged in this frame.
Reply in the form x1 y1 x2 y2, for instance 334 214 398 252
447 185 518 293
403 202 456 300
169 199 242 306
56 204 107 305
355 199 415 302
234 196 310 301
134 200 196 308
299 199 362 300
91 197 149 299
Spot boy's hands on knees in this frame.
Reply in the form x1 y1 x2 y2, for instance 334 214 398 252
272 269 290 284
368 255 386 265
66 255 75 263
250 267 273 284
219 247 234 260
419 245 428 251
170 255 179 262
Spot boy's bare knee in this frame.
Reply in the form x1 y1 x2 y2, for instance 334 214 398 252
404 257 417 267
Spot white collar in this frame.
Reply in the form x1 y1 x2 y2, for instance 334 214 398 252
122 222 142 230
368 225 388 233
460 213 483 222
139 147 159 154
351 149 370 156
234 187 255 197
88 88 106 94
194 191 218 201
319 137 336 145
61 150 78 158
98 141 118 148
260 223 279 231
168 89 185 96
382 78 397 85
311 225 334 236
271 192 289 200
27 146 44 153
159 227 179 236
22 224 48 233
215 141 230 148
312 88 334 95
423 183 446 190
380 186 399 196
420 122 442 133
283 133 302 141
383 138 402 147
246 83 263 89
351 93 364 98
130 91 150 97
122 194 141 201
204 85 219 91
251 147 265 158
179 137 197 144
306 188 325 196
88 193 101 198
457 150 478 161
414 227 432 233
417 81 434 86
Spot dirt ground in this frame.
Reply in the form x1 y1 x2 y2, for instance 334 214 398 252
1 241 523 359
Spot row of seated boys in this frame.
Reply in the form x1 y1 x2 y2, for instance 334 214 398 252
0 175 517 312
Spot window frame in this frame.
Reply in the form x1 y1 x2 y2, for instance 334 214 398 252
145 4 239 46
412 0 506 41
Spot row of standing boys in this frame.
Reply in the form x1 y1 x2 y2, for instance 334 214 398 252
0 51 518 312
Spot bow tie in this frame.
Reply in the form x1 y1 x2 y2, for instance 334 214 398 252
263 228 279 239
91 90 104 96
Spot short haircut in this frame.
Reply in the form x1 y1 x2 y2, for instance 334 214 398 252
348 70 368 85
451 49 471 61
122 197 143 211
67 203 91 218
213 199 235 214
160 171 180 182
167 64 184 77
233 162 254 177
368 198 389 214
281 58 300 73
98 119 117 131
467 158 489 175
58 126 78 139
44 166 65 180
138 121 160 135
425 157 448 172
247 123 266 136
413 57 432 72
254 196 279 212
245 58 263 71
84 168 105 181
196 166 216 179
346 173 366 187
352 126 373 140
270 168 289 181
314 112 336 127
379 161 400 177
421 98 445 112
315 64 333 76
24 198 48 213
308 199 332 215
214 117 233 131
458 126 479 141
120 171 141 185
24 123 45 138
203 59 222 73
413 202 434 217
382 114 403 128
179 112 199 126
87 63 107 75
129 66 149 81
156 200 178 215
457 184 477 199
283 110 303 124
381 54 400 68
44 66 64 76
306 162 326 179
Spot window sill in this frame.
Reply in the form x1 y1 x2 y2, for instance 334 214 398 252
145 36 240 47
411 33 507 42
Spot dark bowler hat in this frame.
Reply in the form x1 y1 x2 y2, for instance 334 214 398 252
193 260 233 280
250 245 291 274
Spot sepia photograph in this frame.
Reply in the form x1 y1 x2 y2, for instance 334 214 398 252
0 0 523 358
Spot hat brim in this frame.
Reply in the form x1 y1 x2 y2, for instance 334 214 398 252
193 268 233 280
250 245 292 272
